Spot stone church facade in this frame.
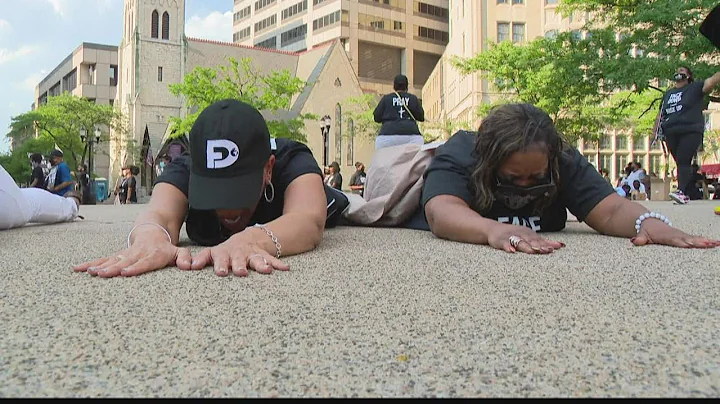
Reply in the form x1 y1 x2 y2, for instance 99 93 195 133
112 0 375 193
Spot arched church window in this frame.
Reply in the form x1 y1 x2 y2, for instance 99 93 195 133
162 12 170 40
151 10 159 38
335 103 342 165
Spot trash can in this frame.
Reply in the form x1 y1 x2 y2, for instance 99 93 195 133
95 177 108 203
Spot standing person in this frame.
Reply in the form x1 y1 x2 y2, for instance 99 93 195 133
600 168 611 186
46 150 74 196
420 103 718 254
373 74 425 149
156 155 172 177
659 66 720 204
118 166 137 204
73 99 333 278
325 161 342 190
349 162 367 196
75 164 91 204
29 153 46 189
0 164 82 230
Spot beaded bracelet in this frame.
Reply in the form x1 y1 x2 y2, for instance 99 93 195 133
635 212 672 234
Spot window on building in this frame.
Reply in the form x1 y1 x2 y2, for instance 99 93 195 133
335 103 342 165
162 11 170 40
234 6 251 23
497 0 508 3
415 2 449 19
109 65 118 86
546 0 558 4
62 68 77 92
346 119 354 166
88 64 96 85
497 22 509 42
314 10 342 31
632 136 647 151
545 29 558 39
280 24 307 47
109 99 114 107
512 23 525 43
615 135 628 151
282 0 308 21
255 36 277 49
254 15 277 33
235 26 251 42
512 0 524 4
584 153 598 169
255 0 277 12
416 25 449 43
599 135 611 150
151 10 159 38
158 66 163 82
615 154 629 177
649 155 662 176
599 154 612 172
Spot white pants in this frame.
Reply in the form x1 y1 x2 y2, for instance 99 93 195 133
375 135 425 150
0 165 78 230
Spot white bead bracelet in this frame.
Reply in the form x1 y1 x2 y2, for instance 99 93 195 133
635 212 672 234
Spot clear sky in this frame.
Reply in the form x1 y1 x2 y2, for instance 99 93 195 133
0 0 233 153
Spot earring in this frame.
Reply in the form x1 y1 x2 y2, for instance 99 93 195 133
264 181 275 203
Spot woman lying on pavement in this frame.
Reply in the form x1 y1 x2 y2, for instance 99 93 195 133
74 99 339 277
421 103 719 254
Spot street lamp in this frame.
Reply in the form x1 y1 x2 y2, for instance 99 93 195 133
320 115 331 167
79 126 101 205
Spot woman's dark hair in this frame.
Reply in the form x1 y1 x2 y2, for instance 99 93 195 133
30 153 42 164
680 66 694 82
393 74 409 92
330 161 341 173
470 103 566 214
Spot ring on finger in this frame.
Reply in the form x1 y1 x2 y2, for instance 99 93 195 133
247 253 268 267
508 235 523 249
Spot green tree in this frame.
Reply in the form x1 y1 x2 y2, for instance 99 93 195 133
558 0 719 94
341 94 381 140
8 93 127 173
0 136 56 184
702 129 720 164
452 37 625 144
168 57 315 142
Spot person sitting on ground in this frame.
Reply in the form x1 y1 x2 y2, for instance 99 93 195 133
616 183 632 199
630 180 647 201
29 153 46 189
349 161 367 197
373 74 425 149
420 103 719 254
325 161 342 190
0 164 82 230
73 99 332 278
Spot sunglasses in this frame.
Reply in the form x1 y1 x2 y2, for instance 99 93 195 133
495 170 556 198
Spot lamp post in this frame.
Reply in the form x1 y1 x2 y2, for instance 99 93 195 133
320 115 331 167
80 126 102 204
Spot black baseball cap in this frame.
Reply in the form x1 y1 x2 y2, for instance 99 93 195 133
50 149 63 158
188 99 271 210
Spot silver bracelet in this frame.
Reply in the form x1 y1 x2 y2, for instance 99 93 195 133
127 222 172 248
253 223 282 258
635 212 672 234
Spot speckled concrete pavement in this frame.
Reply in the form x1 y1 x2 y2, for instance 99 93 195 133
1 201 719 397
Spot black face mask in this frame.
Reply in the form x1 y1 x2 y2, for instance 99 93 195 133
493 171 555 210
672 72 689 82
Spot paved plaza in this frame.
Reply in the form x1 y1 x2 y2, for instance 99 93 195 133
1 201 719 397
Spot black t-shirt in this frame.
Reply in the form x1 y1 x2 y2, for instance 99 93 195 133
30 166 45 189
155 138 323 246
325 172 343 190
420 131 615 232
119 176 138 203
373 91 425 136
349 171 366 187
660 80 706 136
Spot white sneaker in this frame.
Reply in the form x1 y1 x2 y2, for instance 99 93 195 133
668 191 688 205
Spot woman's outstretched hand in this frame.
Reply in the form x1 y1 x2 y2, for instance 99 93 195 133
189 232 289 277
486 223 565 254
72 239 192 277
632 219 720 249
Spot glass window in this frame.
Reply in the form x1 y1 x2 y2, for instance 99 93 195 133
512 23 525 43
616 154 629 177
632 136 646 151
615 135 628 151
497 22 509 42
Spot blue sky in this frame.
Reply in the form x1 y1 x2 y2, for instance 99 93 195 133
0 0 233 153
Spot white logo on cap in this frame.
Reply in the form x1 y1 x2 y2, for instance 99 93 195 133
206 139 240 169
